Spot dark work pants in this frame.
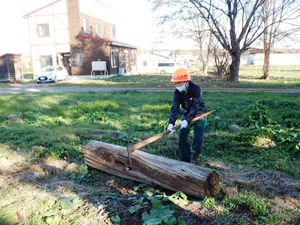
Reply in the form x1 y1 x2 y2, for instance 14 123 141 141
178 119 206 162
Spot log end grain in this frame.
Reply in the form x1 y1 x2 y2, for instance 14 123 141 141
207 171 220 196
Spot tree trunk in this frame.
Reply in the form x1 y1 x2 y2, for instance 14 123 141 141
229 53 241 82
84 140 220 198
203 63 208 75
263 46 271 79
199 45 208 75
262 4 271 80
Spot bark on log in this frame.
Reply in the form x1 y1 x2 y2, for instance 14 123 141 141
84 140 220 198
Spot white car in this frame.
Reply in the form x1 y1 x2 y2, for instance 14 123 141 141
157 62 183 74
35 66 69 83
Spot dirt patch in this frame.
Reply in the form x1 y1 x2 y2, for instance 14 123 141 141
1 144 300 224
220 165 300 197
218 164 300 211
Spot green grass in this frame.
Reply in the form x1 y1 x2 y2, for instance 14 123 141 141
90 74 300 89
239 65 300 80
0 91 299 176
47 74 300 89
1 65 300 88
0 87 299 224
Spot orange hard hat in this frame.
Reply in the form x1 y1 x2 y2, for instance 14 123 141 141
171 68 191 82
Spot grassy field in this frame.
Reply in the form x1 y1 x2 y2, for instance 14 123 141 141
0 89 299 224
59 73 300 89
1 65 300 89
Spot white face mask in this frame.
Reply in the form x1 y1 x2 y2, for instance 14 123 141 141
176 83 187 92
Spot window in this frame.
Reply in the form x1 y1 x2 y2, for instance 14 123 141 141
96 24 101 36
57 66 64 71
112 25 116 38
40 55 53 68
96 24 105 37
37 24 50 37
83 17 90 34
111 48 118 68
157 62 182 74
103 25 106 36
158 63 175 67
73 48 82 66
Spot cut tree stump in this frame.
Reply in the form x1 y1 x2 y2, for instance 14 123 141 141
84 140 220 198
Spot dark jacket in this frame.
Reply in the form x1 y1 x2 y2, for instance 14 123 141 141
168 81 207 125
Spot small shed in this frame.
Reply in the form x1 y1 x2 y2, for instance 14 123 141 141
0 53 23 82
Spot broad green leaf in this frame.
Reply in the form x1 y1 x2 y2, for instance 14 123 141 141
145 190 154 197
111 215 121 224
162 215 176 225
177 217 187 225
151 198 162 208
57 198 81 210
168 192 189 207
142 204 175 225
141 214 161 225
128 204 142 214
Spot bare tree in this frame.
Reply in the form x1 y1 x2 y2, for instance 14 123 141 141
213 45 231 78
151 4 215 75
188 0 271 82
182 9 218 75
192 20 215 75
150 0 300 82
261 0 300 79
150 0 269 82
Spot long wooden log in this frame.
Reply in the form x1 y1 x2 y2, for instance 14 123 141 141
84 140 220 198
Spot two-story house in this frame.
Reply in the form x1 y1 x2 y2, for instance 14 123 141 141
23 0 137 76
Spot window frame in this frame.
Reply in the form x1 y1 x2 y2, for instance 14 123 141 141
73 48 82 67
83 17 91 34
96 23 101 36
111 48 118 68
112 24 116 38
37 24 50 37
40 55 53 68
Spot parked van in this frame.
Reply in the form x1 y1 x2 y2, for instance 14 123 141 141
157 62 183 74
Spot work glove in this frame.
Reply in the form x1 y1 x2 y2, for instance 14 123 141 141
167 123 176 134
180 120 188 129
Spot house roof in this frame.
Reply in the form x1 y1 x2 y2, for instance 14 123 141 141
94 0 115 10
79 33 137 49
0 50 22 57
111 41 137 49
23 0 62 18
79 33 112 44
151 52 170 59
23 0 115 18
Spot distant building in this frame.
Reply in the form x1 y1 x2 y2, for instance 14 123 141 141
23 0 137 76
137 52 171 73
137 49 196 74
241 48 300 65
0 53 23 82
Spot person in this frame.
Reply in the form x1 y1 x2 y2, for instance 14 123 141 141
167 68 207 164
